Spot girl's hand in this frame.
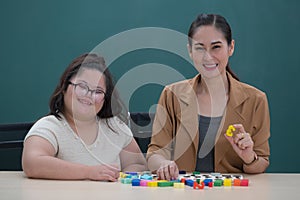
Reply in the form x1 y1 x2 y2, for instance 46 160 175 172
87 164 120 181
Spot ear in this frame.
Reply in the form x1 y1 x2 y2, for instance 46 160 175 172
187 43 193 59
228 39 235 56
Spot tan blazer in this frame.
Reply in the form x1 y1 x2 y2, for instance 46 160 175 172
146 72 270 173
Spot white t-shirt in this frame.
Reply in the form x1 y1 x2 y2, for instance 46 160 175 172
25 114 133 169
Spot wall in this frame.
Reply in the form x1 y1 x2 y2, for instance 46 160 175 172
0 0 299 172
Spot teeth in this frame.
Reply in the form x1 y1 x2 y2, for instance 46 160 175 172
204 64 218 68
78 99 92 105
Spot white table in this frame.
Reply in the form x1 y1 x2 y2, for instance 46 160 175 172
0 171 299 200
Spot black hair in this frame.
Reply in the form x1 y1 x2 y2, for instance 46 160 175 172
188 14 239 81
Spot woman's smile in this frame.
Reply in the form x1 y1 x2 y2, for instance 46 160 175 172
203 63 219 71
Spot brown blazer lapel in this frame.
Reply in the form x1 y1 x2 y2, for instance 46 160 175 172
173 75 199 163
215 73 249 166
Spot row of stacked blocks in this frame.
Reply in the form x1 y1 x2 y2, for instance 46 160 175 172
120 171 249 189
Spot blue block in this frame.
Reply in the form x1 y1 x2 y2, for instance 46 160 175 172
131 179 141 186
203 179 213 186
185 179 194 187
140 174 153 180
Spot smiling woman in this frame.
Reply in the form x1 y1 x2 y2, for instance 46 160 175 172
146 14 271 180
22 53 147 181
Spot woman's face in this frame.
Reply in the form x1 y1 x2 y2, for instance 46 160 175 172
64 68 106 121
188 25 234 79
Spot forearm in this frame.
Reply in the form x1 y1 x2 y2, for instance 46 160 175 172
122 164 148 172
23 155 90 180
147 154 168 172
243 156 269 174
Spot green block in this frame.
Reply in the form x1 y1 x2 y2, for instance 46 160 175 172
158 181 173 187
214 179 223 187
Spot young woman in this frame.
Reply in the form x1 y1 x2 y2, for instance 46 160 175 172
22 53 147 181
147 14 270 180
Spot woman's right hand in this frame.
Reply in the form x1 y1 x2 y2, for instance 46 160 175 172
156 160 179 181
87 164 120 181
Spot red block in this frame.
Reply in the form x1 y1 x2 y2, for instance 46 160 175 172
193 181 204 189
240 179 249 186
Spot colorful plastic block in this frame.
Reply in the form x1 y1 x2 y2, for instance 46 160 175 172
126 172 138 176
180 178 186 184
121 178 132 184
186 179 194 187
193 171 201 175
140 180 151 186
147 181 158 187
240 179 249 186
214 179 223 187
233 179 241 186
193 181 204 189
203 179 213 186
223 178 232 187
158 181 173 187
226 125 235 137
131 179 141 186
173 182 185 189
140 174 153 180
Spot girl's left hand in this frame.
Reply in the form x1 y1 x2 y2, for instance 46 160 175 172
224 124 256 164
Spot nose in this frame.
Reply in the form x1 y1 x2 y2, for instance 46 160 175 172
86 90 94 98
202 50 213 60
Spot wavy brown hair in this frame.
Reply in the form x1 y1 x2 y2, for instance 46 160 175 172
48 53 128 124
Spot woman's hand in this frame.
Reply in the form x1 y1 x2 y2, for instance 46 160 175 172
224 124 257 164
156 160 179 181
87 164 120 181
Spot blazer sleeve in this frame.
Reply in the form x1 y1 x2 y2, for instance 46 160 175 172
243 92 271 173
146 86 176 161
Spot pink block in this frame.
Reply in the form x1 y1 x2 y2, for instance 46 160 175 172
140 180 151 186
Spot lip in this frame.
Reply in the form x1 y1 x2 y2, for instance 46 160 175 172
78 98 93 106
203 63 218 71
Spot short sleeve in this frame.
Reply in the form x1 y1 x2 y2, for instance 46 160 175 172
24 116 59 153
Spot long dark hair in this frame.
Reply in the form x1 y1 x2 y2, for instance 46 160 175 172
188 13 239 81
49 53 128 124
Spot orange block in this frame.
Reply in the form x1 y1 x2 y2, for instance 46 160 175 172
233 179 241 186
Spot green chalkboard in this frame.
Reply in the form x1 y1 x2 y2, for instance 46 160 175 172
0 0 299 172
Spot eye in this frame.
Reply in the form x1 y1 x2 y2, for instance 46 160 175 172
195 46 204 51
212 45 221 49
77 83 88 90
95 89 105 95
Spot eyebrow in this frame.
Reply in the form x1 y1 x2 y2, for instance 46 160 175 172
194 41 223 46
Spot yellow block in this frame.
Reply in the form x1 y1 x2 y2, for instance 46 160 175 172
223 178 232 187
147 181 158 187
173 182 185 189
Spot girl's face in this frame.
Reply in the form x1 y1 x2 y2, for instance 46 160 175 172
64 68 106 121
188 25 235 79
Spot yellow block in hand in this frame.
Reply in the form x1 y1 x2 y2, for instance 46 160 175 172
226 125 236 137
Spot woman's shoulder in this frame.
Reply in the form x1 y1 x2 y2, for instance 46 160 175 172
30 115 63 130
163 75 197 95
230 78 268 104
237 81 266 98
